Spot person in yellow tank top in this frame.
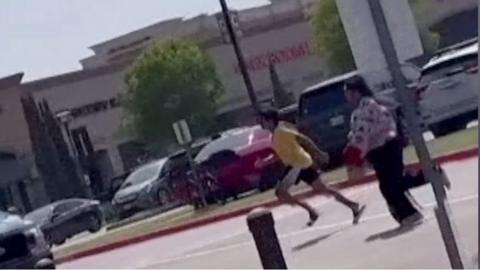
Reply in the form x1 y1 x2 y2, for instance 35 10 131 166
257 108 366 226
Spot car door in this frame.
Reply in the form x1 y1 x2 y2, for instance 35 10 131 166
51 200 85 239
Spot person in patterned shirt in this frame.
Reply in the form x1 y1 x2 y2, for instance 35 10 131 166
343 76 440 227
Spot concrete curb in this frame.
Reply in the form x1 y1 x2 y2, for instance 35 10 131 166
55 147 477 265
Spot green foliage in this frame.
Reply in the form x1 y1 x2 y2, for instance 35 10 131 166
310 0 355 73
409 0 440 54
122 39 224 148
311 0 440 73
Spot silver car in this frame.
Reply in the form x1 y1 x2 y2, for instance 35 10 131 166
112 158 172 218
25 198 104 246
417 39 478 137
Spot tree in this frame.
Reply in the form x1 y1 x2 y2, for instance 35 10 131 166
310 0 355 74
310 0 440 73
21 96 85 201
269 62 294 109
122 40 224 149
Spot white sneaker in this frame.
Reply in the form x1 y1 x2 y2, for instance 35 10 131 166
401 212 424 228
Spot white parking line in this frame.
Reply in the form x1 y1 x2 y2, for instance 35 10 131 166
139 193 478 268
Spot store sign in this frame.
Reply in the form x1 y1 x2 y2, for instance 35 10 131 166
68 97 120 119
234 41 313 73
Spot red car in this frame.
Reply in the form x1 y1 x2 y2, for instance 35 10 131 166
195 126 283 199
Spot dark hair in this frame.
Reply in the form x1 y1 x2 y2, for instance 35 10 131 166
259 108 280 124
344 76 374 97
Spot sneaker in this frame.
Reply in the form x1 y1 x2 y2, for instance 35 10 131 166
307 210 319 227
401 212 424 228
353 204 367 225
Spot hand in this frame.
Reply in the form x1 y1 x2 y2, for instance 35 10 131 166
343 146 363 167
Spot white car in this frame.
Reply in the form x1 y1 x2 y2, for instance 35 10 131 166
417 39 478 137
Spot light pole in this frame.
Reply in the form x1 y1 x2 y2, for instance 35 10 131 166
55 110 92 198
218 0 260 112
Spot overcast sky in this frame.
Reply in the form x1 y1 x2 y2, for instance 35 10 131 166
1 0 269 81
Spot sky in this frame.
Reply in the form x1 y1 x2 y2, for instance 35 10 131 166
0 0 269 82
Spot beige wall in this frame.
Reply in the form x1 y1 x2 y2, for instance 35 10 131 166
209 22 330 113
25 69 128 177
0 76 32 155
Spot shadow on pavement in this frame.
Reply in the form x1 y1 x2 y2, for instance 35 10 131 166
292 228 346 252
365 225 416 242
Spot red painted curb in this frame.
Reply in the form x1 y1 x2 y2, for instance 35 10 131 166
55 147 478 264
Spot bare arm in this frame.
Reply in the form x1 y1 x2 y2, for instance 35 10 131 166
295 133 329 165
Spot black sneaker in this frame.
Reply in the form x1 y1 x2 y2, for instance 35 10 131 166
307 211 319 227
400 212 424 228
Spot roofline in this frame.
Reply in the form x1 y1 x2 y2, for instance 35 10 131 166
302 71 358 95
0 73 24 91
21 62 128 92
89 17 184 51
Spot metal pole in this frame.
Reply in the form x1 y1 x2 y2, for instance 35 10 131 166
367 0 465 268
219 0 260 112
185 143 207 207
247 208 288 269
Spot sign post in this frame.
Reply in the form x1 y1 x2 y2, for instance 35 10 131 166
173 120 207 207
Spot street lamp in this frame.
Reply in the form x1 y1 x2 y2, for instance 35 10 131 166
55 110 75 156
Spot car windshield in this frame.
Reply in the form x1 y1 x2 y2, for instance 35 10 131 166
122 159 166 188
25 204 54 223
300 82 347 118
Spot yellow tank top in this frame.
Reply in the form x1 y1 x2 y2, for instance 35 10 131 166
272 122 313 168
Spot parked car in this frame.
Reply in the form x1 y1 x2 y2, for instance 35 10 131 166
417 39 478 137
25 198 104 246
0 210 54 269
195 126 283 199
112 158 174 218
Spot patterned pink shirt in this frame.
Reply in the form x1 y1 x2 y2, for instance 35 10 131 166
348 97 398 158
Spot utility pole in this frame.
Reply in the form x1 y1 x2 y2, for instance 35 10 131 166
367 0 466 268
219 0 260 112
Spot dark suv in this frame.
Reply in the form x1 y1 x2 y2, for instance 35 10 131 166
0 210 54 269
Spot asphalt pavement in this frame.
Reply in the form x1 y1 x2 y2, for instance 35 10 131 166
59 158 478 269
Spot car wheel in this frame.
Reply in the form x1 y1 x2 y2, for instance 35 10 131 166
88 214 102 233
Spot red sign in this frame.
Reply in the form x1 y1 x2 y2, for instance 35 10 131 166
234 41 313 73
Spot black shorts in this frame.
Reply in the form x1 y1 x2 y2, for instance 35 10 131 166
282 166 319 186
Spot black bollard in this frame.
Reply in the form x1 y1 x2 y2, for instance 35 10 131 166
247 208 287 269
